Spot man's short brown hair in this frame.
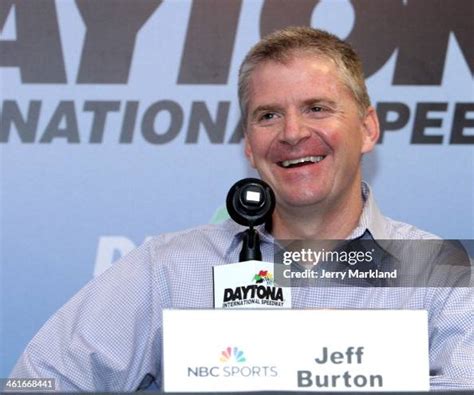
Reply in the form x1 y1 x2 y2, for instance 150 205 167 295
238 26 371 123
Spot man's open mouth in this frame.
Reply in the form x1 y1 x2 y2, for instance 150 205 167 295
278 155 326 168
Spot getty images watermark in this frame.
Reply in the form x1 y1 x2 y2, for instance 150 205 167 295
273 239 473 288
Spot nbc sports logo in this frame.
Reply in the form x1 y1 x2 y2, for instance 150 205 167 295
187 345 278 378
220 346 246 363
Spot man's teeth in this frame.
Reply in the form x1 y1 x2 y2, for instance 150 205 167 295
281 156 325 168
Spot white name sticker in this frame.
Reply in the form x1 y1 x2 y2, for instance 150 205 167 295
163 309 429 392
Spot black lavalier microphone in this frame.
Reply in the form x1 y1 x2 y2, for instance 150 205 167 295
226 178 275 262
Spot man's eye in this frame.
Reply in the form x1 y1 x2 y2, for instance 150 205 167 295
260 113 275 121
310 106 323 112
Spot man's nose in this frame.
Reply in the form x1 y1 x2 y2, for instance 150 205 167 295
279 112 311 145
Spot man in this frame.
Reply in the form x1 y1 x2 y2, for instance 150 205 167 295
240 27 379 240
10 27 473 391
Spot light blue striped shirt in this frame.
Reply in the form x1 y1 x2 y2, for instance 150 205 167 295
10 184 474 391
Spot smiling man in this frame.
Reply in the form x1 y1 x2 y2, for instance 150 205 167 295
240 29 379 240
10 27 472 391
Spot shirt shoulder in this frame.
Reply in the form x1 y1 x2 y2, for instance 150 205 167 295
381 216 442 240
360 183 441 240
148 220 240 246
140 220 244 268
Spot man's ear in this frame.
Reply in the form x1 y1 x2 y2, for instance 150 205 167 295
244 135 257 169
361 106 380 154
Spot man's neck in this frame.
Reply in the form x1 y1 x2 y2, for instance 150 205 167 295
270 187 364 240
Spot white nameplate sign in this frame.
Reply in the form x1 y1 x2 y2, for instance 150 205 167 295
213 260 292 308
163 309 429 392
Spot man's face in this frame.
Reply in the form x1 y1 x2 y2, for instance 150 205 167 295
244 54 378 212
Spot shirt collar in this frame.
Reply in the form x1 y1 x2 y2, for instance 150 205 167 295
347 182 390 240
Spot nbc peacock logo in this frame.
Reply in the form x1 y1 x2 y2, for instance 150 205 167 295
220 346 246 363
252 270 274 286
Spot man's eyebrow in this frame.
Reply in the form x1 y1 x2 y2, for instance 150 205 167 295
302 97 338 108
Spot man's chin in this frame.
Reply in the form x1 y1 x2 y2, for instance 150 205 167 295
276 193 327 211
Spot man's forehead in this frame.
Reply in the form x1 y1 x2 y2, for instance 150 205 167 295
247 54 344 100
248 53 342 88
254 50 337 71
